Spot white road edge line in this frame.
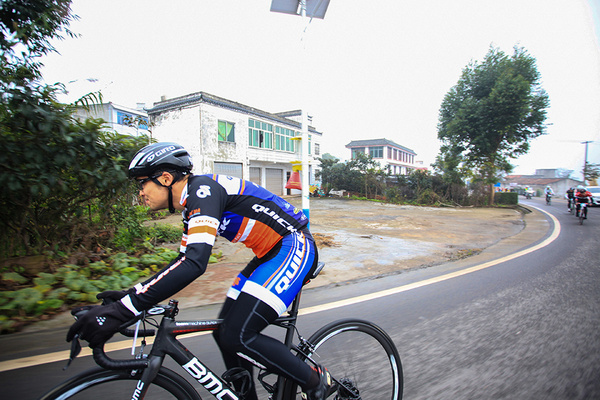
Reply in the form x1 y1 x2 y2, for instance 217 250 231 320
0 206 559 373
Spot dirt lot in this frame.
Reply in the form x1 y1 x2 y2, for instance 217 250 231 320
163 197 525 308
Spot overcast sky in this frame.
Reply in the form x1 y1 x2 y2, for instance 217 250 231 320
41 0 600 180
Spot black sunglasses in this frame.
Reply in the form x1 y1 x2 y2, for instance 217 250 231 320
136 175 160 190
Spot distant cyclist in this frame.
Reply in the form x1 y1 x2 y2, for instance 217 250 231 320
565 187 575 213
544 186 554 204
574 185 592 219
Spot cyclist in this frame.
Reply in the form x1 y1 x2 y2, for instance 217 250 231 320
574 185 592 219
66 142 333 400
544 185 554 203
565 187 575 212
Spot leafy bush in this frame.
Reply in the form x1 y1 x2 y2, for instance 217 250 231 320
494 192 518 205
146 223 182 246
417 189 441 205
110 205 152 251
0 0 150 259
0 247 178 333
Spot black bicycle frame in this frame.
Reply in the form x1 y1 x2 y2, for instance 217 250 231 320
96 292 304 400
94 263 327 400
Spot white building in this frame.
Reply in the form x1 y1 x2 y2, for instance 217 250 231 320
346 138 419 175
73 102 150 137
147 92 323 196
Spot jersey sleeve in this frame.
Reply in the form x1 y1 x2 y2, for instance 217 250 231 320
124 177 227 313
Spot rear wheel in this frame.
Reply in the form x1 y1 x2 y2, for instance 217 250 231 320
283 319 403 399
39 366 201 400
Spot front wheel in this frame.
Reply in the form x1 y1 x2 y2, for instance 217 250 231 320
39 366 201 400
283 319 403 399
579 206 587 225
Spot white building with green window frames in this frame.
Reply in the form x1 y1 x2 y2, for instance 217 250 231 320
346 138 420 175
147 91 323 196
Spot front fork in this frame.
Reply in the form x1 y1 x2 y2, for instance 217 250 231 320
132 354 165 399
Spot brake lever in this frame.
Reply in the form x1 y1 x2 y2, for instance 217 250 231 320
63 334 82 370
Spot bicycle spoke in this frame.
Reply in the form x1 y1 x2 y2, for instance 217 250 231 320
295 320 403 400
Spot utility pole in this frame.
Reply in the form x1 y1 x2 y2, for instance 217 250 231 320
582 140 592 185
270 0 330 226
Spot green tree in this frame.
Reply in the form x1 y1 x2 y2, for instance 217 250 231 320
316 153 340 195
433 144 468 185
437 46 549 204
347 152 386 198
0 0 77 93
0 0 150 257
583 162 600 185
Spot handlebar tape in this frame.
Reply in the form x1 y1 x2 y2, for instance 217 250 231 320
92 346 149 370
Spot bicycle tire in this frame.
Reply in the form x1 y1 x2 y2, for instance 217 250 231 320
282 319 403 399
38 366 201 400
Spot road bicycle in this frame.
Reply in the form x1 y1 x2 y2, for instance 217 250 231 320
567 198 575 215
39 263 403 400
577 203 588 225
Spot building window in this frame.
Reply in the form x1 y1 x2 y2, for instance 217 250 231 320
249 119 273 149
369 146 383 158
351 148 365 159
314 143 320 156
218 120 235 142
117 111 149 129
274 126 296 152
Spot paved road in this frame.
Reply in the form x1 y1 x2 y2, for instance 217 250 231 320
390 197 600 399
2 197 599 399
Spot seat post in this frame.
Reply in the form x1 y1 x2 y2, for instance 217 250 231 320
283 291 302 347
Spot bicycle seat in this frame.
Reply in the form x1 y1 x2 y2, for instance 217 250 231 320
310 262 325 279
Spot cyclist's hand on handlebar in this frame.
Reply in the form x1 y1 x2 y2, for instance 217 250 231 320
96 289 132 305
66 301 134 348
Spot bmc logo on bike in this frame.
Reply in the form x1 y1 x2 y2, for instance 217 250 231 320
183 357 239 400
131 380 144 400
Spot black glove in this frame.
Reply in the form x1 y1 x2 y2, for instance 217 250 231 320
96 288 133 304
66 301 134 348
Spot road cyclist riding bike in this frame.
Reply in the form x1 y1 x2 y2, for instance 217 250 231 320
544 185 554 205
41 142 403 400
565 187 575 214
40 272 403 399
574 185 592 223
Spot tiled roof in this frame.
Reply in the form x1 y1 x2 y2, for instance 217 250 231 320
345 138 416 154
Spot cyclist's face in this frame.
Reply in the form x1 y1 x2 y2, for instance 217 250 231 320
136 173 169 210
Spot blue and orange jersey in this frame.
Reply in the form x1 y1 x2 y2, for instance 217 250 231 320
128 174 309 312
180 174 308 258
